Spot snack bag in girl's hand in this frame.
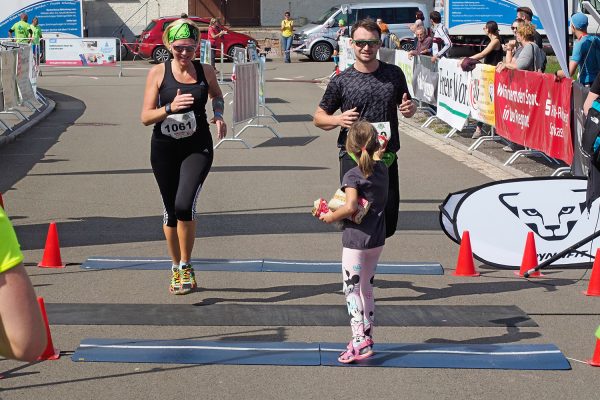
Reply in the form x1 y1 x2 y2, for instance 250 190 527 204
326 189 370 224
312 198 330 218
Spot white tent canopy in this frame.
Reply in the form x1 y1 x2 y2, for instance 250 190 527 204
531 0 569 76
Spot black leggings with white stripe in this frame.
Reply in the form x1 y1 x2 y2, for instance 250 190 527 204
151 138 213 227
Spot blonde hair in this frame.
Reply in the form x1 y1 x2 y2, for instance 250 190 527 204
162 18 200 47
517 22 536 42
345 121 379 178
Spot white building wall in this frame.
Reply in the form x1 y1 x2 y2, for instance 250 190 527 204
261 0 431 27
83 0 187 38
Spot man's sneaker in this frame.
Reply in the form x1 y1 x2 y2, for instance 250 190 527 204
169 268 182 294
179 263 197 294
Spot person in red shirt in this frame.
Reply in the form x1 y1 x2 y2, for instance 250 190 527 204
208 18 226 68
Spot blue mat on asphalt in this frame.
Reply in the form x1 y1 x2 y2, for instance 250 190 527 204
72 339 320 366
72 340 570 370
81 257 444 275
320 343 570 370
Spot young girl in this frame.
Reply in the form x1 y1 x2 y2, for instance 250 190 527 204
319 121 389 363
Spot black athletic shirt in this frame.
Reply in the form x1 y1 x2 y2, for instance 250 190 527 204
153 60 211 147
318 61 411 154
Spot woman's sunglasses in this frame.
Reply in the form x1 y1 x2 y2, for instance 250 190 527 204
352 39 381 48
511 26 517 31
172 45 196 53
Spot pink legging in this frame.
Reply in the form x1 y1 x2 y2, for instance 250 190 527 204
342 246 383 342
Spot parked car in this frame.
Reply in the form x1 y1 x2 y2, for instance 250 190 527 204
137 16 257 63
293 2 429 61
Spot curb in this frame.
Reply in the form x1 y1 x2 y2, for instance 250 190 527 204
0 97 56 147
400 117 531 179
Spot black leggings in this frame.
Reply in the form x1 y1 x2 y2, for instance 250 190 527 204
151 139 213 227
340 152 399 238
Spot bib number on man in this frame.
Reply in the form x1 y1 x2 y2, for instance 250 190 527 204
161 111 196 139
371 121 391 150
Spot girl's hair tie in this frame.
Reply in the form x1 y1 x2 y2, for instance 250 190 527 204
361 146 367 152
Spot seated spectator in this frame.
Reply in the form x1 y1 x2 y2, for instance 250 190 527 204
408 26 432 59
556 12 600 87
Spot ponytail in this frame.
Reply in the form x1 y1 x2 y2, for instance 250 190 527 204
358 146 375 178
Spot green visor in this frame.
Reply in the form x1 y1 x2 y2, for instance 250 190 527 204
168 23 199 43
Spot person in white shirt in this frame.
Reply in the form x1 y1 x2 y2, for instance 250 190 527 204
430 11 452 62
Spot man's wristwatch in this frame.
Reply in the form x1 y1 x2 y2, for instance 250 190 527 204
165 103 173 115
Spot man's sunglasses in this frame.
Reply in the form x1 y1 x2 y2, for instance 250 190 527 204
172 45 196 53
352 39 381 48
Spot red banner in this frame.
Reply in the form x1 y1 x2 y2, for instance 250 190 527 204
494 70 573 164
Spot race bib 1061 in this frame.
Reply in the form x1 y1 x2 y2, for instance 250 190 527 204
160 111 197 139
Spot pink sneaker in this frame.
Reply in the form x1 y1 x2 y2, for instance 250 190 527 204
337 338 374 364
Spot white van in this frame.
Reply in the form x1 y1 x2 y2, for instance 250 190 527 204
293 2 430 61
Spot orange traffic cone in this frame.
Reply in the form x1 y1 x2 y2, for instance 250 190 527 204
38 222 65 268
515 231 543 277
36 297 60 360
584 248 600 296
587 326 600 367
453 230 480 277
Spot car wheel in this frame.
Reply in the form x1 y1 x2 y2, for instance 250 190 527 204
152 46 171 63
310 42 333 62
227 44 245 61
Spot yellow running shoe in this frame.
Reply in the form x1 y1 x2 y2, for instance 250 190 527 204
179 263 197 294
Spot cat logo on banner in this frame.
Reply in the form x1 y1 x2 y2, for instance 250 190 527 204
440 177 600 268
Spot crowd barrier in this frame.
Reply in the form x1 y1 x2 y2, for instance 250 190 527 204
0 41 48 138
338 37 583 175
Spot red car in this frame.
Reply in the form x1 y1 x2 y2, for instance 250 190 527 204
137 16 256 63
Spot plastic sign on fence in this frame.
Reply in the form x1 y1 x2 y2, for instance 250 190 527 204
412 56 438 106
45 38 117 66
16 46 35 103
440 177 599 268
232 62 259 124
436 58 470 131
0 0 83 38
395 50 414 97
0 50 19 109
469 64 495 127
199 40 211 65
495 69 573 164
337 37 354 72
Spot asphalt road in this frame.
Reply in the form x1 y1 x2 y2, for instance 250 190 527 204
0 55 599 399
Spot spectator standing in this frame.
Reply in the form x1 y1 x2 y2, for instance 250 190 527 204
430 11 452 62
333 19 349 58
497 23 545 152
281 11 294 63
376 18 390 48
409 10 427 49
8 13 30 44
28 17 43 65
208 18 226 68
556 12 600 86
516 6 543 49
408 26 432 59
464 21 503 138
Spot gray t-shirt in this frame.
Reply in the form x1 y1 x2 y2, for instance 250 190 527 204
516 43 544 71
341 162 389 249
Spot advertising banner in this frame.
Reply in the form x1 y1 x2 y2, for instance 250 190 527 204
233 62 259 124
45 38 117 66
16 45 34 103
436 58 470 131
412 56 438 106
494 69 573 164
440 177 600 268
0 0 83 38
395 50 414 97
469 64 495 126
199 40 211 65
572 83 590 177
1 50 19 109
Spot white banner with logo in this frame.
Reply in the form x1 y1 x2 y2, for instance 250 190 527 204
338 37 354 72
436 58 471 131
45 38 117 66
440 177 600 268
395 50 414 97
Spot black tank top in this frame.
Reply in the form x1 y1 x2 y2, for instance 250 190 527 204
152 60 211 146
484 39 504 66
